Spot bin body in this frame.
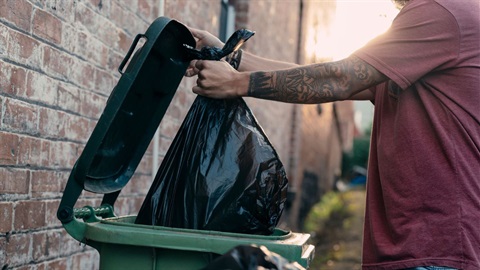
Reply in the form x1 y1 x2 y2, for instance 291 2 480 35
65 215 314 269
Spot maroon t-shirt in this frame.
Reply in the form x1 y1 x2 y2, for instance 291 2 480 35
354 0 480 269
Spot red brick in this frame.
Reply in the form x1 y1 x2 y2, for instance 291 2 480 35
57 83 81 113
138 0 154 21
70 250 99 270
74 3 97 32
16 136 51 168
69 60 96 90
48 141 81 169
14 200 46 230
4 233 32 267
0 167 29 195
45 200 62 227
0 131 20 165
158 116 181 139
31 170 68 197
64 115 91 142
0 23 8 56
94 69 115 96
32 230 61 261
33 9 62 44
80 91 107 119
44 0 76 23
2 98 38 134
117 30 132 55
42 46 73 80
42 259 68 270
38 107 66 139
7 30 43 69
0 202 14 232
107 50 124 73
0 0 33 32
26 70 59 106
0 61 28 98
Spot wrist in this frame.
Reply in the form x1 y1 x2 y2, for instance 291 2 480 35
234 72 251 97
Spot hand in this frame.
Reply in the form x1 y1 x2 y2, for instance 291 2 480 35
185 27 225 77
192 60 250 99
187 27 224 49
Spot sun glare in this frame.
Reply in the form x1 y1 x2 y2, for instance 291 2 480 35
306 0 399 61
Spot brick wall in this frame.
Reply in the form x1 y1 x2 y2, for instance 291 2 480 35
1 0 353 267
0 0 166 268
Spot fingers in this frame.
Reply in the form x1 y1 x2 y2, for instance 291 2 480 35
185 60 199 77
187 26 204 38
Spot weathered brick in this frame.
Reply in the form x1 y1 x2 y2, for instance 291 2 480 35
42 46 72 80
0 23 8 56
2 98 38 134
4 233 32 267
31 170 68 198
14 200 46 230
0 167 29 195
138 0 154 22
0 0 33 32
70 250 99 270
33 8 62 44
107 50 124 74
69 59 96 90
45 200 62 227
0 62 28 97
38 107 65 139
36 259 68 270
158 116 181 139
6 30 43 69
48 141 81 169
64 114 92 142
57 83 81 113
60 24 77 54
16 136 51 168
0 131 20 165
117 30 131 55
44 0 76 23
32 230 62 261
0 202 14 232
25 71 58 106
80 90 107 119
94 68 115 95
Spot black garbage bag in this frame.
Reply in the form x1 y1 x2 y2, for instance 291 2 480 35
135 96 288 234
201 245 306 270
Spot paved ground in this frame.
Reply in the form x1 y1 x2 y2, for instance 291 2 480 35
308 189 366 270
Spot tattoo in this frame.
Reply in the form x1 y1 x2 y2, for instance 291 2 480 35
248 56 386 104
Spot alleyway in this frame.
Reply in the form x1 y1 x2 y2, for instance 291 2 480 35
306 190 366 270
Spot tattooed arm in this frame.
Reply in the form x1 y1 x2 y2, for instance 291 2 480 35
248 55 385 103
193 55 386 102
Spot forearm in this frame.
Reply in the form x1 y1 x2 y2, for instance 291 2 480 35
238 51 299 72
246 56 385 104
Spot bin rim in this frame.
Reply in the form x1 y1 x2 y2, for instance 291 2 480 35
100 215 293 240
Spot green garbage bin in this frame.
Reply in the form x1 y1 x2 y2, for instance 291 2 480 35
56 16 315 270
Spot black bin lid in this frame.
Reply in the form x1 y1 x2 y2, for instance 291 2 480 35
57 17 195 223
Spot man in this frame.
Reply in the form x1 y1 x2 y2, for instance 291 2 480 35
185 0 480 269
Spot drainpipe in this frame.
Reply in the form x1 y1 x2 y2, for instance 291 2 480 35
152 0 165 180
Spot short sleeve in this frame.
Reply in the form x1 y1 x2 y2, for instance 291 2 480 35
353 0 460 90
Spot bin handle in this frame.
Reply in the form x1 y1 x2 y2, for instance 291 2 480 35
118 34 146 75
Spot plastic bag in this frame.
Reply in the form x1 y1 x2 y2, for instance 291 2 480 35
135 96 288 234
201 245 306 270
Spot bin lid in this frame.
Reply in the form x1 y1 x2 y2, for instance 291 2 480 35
57 17 195 222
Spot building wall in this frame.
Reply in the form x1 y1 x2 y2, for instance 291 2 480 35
0 0 352 267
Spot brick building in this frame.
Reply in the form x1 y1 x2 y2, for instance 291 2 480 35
0 0 354 268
